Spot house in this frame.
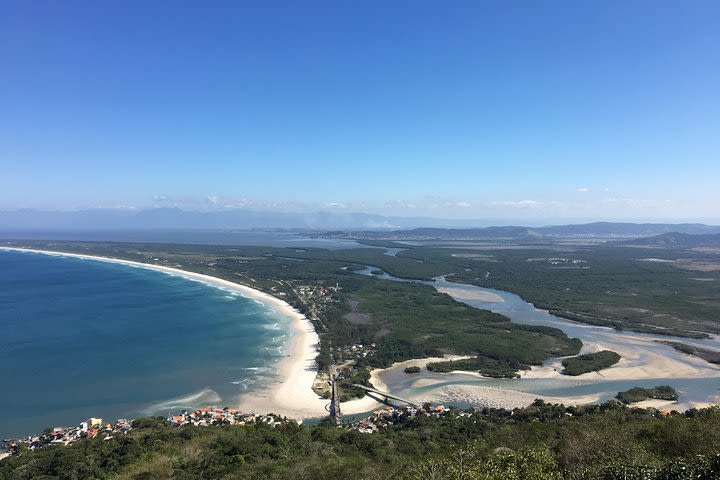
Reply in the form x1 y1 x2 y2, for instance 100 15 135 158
88 418 103 427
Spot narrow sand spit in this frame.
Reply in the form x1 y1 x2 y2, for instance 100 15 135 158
436 286 504 302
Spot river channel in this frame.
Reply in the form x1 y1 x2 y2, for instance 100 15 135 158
355 265 720 409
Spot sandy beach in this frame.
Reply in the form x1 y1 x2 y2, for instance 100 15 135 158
353 356 603 410
4 246 719 418
517 334 720 381
0 246 420 420
0 247 332 419
436 286 504 302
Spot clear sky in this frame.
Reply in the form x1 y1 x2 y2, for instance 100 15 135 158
1 1 718 221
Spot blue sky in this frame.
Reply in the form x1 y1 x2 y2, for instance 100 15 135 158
1 1 718 221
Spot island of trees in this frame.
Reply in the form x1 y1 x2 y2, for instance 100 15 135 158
616 385 679 404
560 351 621 376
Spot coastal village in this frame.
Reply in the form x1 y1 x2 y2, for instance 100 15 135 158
346 404 468 433
1 418 132 459
1 404 461 458
1 409 290 458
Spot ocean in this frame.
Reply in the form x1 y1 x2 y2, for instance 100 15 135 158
0 249 291 439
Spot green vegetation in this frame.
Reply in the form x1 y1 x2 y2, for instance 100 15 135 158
662 341 720 364
343 264 367 272
5 241 582 398
17 236 720 345
441 244 720 338
403 366 420 373
310 238 720 339
427 355 529 378
560 350 621 376
346 281 581 374
616 385 679 404
3 403 720 479
11 236 719 394
336 367 371 402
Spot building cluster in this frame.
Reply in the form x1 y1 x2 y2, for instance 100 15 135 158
2 417 132 455
347 404 474 433
168 407 291 428
1 408 296 458
337 343 378 364
295 283 341 319
542 257 588 266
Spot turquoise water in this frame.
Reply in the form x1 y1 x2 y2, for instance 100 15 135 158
0 250 291 438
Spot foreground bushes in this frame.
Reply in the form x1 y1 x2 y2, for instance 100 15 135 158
2 402 720 480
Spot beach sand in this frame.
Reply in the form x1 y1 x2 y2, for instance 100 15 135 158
355 356 603 410
426 385 602 409
629 399 678 410
4 247 719 418
0 247 331 419
518 333 720 381
436 287 504 302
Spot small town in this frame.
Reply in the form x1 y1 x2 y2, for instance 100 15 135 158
0 408 294 458
347 404 469 433
1 403 470 459
167 408 287 428
1 417 132 459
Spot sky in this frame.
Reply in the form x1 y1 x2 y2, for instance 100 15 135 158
1 0 719 222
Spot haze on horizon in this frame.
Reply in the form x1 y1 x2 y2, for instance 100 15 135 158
1 1 718 223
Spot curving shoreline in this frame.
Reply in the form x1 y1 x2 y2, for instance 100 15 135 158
6 245 717 421
0 247 400 420
0 247 333 419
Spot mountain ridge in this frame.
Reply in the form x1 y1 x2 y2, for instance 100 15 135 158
1 209 719 236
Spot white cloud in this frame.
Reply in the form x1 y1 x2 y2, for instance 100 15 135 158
385 200 417 209
601 197 673 209
577 187 590 192
149 194 252 210
92 204 138 210
487 200 541 208
323 202 347 209
454 201 472 208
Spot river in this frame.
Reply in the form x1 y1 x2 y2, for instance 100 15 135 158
356 265 720 409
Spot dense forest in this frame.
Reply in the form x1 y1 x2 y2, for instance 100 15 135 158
2 402 720 479
441 245 720 338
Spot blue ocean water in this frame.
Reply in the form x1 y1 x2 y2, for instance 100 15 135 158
0 250 291 438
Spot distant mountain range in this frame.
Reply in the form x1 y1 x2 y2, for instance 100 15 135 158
339 222 720 240
625 232 720 248
0 208 401 230
0 209 718 239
